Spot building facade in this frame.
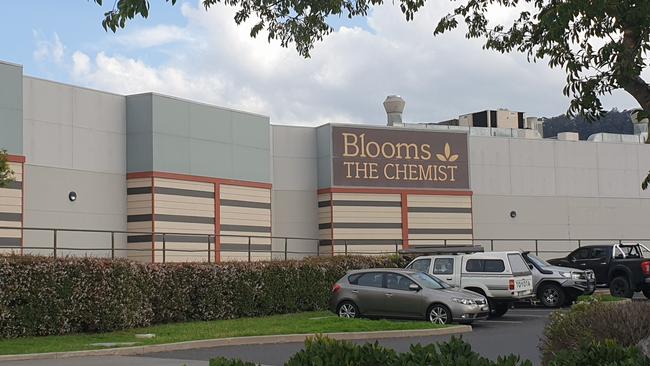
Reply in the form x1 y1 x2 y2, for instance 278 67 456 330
1 60 649 261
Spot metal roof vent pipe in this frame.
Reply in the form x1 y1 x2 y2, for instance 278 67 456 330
383 95 405 127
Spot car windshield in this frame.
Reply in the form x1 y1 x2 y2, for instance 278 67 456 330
527 254 550 268
410 272 451 290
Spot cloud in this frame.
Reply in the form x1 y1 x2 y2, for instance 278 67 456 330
57 1 644 125
33 31 65 64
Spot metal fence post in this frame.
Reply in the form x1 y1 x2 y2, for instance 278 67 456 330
490 239 494 252
444 239 447 247
535 239 539 256
578 239 581 248
284 237 288 261
345 240 348 256
395 240 399 254
248 236 252 262
111 231 115 259
162 233 166 264
53 229 58 258
207 235 211 263
316 240 320 257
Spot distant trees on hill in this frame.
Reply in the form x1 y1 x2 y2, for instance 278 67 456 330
542 109 635 140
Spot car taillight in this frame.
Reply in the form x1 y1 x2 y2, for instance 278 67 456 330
331 284 341 293
642 261 650 276
509 279 515 291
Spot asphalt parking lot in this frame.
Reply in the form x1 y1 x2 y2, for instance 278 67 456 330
138 307 556 366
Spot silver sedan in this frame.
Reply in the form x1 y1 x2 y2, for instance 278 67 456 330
329 268 489 324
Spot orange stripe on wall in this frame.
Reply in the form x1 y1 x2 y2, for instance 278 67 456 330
127 171 272 189
7 155 25 163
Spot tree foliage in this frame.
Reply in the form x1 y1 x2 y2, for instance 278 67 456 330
91 0 650 189
0 150 14 188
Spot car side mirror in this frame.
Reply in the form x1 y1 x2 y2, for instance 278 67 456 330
570 257 576 263
528 263 534 270
408 284 421 291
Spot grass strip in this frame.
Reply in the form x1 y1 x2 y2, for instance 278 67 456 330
0 311 444 355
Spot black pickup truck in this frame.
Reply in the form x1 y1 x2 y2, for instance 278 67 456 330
548 243 650 298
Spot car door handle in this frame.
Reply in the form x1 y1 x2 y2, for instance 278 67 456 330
385 293 393 297
351 290 358 294
600 262 607 265
446 278 453 281
580 263 586 266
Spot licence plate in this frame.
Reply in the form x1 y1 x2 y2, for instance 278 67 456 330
516 279 531 289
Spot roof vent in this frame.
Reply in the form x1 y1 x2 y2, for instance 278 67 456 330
383 95 405 126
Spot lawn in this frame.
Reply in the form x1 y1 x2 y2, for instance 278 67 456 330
577 294 626 303
0 312 445 355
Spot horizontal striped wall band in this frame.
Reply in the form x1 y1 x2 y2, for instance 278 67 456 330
319 239 402 246
0 237 21 247
0 213 21 221
220 224 271 233
128 234 213 244
1 181 22 190
319 222 402 230
128 214 214 224
408 228 473 235
320 200 402 207
221 244 271 251
408 207 472 213
127 186 214 198
221 199 271 209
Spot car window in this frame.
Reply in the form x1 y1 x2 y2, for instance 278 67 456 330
508 254 531 275
572 248 590 260
385 273 415 291
355 272 383 288
433 258 454 275
408 259 431 272
466 259 505 273
590 248 607 259
410 272 449 289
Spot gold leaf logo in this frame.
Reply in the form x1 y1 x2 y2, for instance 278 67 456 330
436 143 459 162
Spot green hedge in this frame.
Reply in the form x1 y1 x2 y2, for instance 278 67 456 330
0 254 403 338
210 336 532 366
540 301 650 365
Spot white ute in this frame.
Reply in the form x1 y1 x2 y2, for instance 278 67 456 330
406 251 534 317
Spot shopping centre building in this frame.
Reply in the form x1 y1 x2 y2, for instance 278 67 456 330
1 59 649 261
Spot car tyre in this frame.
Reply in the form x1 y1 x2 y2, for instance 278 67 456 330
489 301 509 318
336 301 360 319
609 276 633 298
427 304 452 325
538 283 565 308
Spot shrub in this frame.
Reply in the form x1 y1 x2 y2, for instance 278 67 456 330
0 254 401 338
549 340 650 366
210 357 257 366
222 336 531 366
540 301 650 365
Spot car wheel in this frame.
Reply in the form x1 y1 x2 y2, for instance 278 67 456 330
642 288 650 300
489 302 509 318
336 301 359 319
538 283 565 308
428 304 452 325
609 276 633 298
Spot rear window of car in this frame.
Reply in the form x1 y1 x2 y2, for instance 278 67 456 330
465 259 505 273
508 254 531 275
350 272 383 288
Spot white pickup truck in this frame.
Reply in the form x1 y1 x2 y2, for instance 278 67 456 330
406 251 534 317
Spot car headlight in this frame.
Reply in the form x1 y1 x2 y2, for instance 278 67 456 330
571 272 581 280
452 298 477 305
559 271 571 278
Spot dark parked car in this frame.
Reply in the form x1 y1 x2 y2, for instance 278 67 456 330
329 268 489 324
522 252 595 307
548 243 650 298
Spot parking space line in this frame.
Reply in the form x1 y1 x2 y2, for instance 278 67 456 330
476 320 523 324
502 314 549 318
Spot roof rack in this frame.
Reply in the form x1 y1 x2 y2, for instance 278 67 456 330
398 245 484 256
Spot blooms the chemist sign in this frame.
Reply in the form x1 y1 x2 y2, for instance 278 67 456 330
331 126 469 189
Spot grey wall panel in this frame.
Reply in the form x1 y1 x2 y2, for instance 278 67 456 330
23 165 127 255
23 77 126 175
316 124 332 189
126 94 153 172
0 61 22 154
271 125 319 257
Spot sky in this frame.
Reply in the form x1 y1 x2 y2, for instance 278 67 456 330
0 1 645 126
